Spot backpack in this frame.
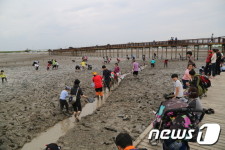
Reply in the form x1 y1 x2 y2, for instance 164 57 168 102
192 75 206 96
199 75 211 89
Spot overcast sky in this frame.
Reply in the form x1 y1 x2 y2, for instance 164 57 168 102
0 0 225 51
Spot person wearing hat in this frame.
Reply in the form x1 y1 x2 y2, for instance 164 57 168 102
70 79 88 121
59 86 70 113
92 72 103 100
204 50 213 76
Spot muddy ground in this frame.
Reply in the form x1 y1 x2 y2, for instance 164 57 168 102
0 53 139 150
0 53 204 150
57 60 204 150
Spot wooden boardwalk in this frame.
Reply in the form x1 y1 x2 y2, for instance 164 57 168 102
134 73 225 150
50 37 225 60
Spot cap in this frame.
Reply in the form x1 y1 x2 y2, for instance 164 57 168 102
92 72 97 75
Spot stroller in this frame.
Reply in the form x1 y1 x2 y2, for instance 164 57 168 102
150 98 205 150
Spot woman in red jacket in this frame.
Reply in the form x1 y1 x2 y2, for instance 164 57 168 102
204 50 212 76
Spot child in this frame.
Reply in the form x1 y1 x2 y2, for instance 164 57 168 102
47 63 51 70
34 63 39 70
150 59 156 68
0 70 7 83
164 59 168 68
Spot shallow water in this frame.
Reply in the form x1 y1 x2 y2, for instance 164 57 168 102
21 74 128 150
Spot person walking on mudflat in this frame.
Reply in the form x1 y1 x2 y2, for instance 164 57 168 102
132 59 140 77
102 65 112 92
70 79 88 122
0 70 7 83
59 86 70 113
92 72 103 100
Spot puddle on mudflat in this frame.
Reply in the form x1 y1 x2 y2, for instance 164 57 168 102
21 74 128 150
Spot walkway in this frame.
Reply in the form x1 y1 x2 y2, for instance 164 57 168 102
134 73 225 150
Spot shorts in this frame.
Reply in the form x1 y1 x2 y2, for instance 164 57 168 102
133 71 138 75
72 101 82 112
95 88 103 92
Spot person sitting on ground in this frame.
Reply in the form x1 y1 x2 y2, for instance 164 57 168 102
80 61 86 70
182 64 193 89
70 79 88 122
164 59 168 68
132 59 140 77
187 87 203 119
171 74 183 99
102 65 112 92
187 69 205 97
92 72 103 100
150 59 156 68
0 70 7 83
186 51 196 68
59 86 70 113
103 57 108 64
115 133 138 150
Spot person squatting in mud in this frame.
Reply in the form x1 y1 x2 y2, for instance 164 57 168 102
70 79 88 122
0 70 7 83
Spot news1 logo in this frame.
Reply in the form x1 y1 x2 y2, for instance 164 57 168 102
148 123 221 145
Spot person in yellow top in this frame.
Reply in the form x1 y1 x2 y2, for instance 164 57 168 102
80 61 86 70
0 70 7 83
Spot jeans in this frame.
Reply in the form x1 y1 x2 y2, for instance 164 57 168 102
211 63 216 77
182 79 189 89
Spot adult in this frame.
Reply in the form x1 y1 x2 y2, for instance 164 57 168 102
186 51 196 68
102 65 112 92
171 74 183 99
210 49 217 78
92 72 103 100
182 64 193 89
70 79 88 121
187 87 203 111
115 133 138 150
216 49 222 75
132 60 140 77
204 50 212 76
59 86 70 113
188 70 205 97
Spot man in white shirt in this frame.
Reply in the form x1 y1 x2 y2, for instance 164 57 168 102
211 49 217 78
171 74 183 99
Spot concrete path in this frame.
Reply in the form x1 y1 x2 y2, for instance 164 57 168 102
134 73 225 150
